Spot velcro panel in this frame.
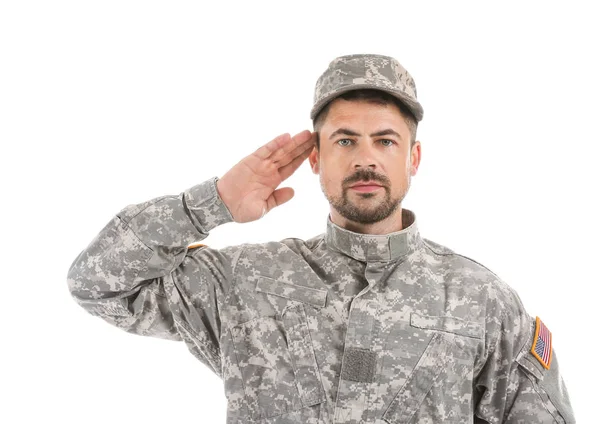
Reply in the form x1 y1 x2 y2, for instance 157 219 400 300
340 346 378 383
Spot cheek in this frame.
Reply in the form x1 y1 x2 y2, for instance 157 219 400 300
320 172 336 188
319 170 342 193
319 157 348 188
387 167 410 188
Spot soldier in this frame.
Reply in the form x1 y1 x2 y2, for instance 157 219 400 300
67 54 575 423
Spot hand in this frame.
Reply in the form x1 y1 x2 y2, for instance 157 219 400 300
216 130 316 223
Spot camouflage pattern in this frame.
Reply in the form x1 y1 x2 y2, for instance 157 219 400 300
311 54 424 122
67 176 575 423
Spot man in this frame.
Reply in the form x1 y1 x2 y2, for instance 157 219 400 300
67 54 575 423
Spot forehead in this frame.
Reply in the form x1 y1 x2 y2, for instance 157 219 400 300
320 98 409 133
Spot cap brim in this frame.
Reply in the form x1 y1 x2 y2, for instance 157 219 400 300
310 84 423 122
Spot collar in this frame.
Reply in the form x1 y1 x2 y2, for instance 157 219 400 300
324 208 421 263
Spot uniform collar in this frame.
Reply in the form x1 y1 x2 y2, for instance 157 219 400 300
324 208 421 263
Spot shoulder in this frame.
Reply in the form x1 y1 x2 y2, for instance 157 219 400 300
422 237 524 314
280 233 325 253
421 236 531 357
184 231 325 275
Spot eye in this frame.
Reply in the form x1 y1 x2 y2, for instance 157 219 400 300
337 138 353 146
336 139 396 147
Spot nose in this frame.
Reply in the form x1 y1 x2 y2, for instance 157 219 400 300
351 143 379 170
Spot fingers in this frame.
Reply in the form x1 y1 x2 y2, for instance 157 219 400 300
291 129 313 145
254 130 313 162
266 187 294 213
253 133 290 160
278 142 313 182
271 130 315 167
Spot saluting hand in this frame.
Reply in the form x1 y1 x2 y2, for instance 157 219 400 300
216 130 316 224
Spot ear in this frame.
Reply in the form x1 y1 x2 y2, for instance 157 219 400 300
410 140 422 176
309 146 320 174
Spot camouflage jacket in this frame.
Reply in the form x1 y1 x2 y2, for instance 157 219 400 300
67 176 575 423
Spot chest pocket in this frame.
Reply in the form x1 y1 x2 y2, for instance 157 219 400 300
229 277 327 421
381 313 482 424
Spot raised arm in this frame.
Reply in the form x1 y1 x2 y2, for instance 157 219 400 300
66 130 316 376
66 176 238 341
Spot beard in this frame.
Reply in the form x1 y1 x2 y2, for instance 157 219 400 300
320 173 411 225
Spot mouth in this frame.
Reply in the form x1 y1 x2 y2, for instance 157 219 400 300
350 184 383 192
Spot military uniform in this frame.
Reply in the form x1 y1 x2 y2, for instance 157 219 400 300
67 53 575 423
67 175 575 423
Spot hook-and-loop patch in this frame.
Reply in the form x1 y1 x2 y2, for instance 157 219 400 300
531 316 552 370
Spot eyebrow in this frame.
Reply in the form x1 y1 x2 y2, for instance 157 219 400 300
329 127 403 140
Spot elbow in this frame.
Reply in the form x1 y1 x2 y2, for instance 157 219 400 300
66 249 87 301
66 248 104 304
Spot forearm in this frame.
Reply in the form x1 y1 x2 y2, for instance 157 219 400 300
66 176 234 303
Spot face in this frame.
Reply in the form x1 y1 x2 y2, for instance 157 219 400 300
309 98 421 226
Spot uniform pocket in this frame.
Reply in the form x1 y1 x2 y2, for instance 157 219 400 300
381 313 479 424
409 312 483 340
230 302 325 421
255 276 327 309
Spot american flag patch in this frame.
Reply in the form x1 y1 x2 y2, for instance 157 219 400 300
531 316 552 370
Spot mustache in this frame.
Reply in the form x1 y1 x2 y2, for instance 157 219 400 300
345 172 388 186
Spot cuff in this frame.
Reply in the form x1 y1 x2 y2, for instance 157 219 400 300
183 176 235 233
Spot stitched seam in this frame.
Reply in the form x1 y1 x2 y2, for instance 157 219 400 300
383 332 445 421
175 317 220 361
115 217 154 283
488 306 509 364
312 237 326 252
505 367 564 423
410 313 483 339
308 236 330 261
256 278 326 308
118 196 171 226
500 362 522 423
424 242 502 280
364 302 383 420
228 324 254 420
518 362 567 423
222 245 251 420
116 216 153 253
117 216 186 293
223 244 246 308
298 303 325 404
538 386 567 424
418 325 482 341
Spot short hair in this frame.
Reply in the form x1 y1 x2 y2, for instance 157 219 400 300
312 89 418 151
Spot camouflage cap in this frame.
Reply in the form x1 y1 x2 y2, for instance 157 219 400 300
310 54 424 122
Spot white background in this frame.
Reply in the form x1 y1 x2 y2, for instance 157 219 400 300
1 1 597 422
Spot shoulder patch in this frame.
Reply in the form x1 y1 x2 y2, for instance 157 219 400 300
187 243 207 250
531 316 553 370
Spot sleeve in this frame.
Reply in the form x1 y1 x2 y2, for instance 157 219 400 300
66 176 243 377
474 291 576 423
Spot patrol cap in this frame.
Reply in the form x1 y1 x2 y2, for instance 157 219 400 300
310 53 424 122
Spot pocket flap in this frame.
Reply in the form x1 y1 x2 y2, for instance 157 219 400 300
256 276 327 309
282 303 327 406
410 312 483 339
